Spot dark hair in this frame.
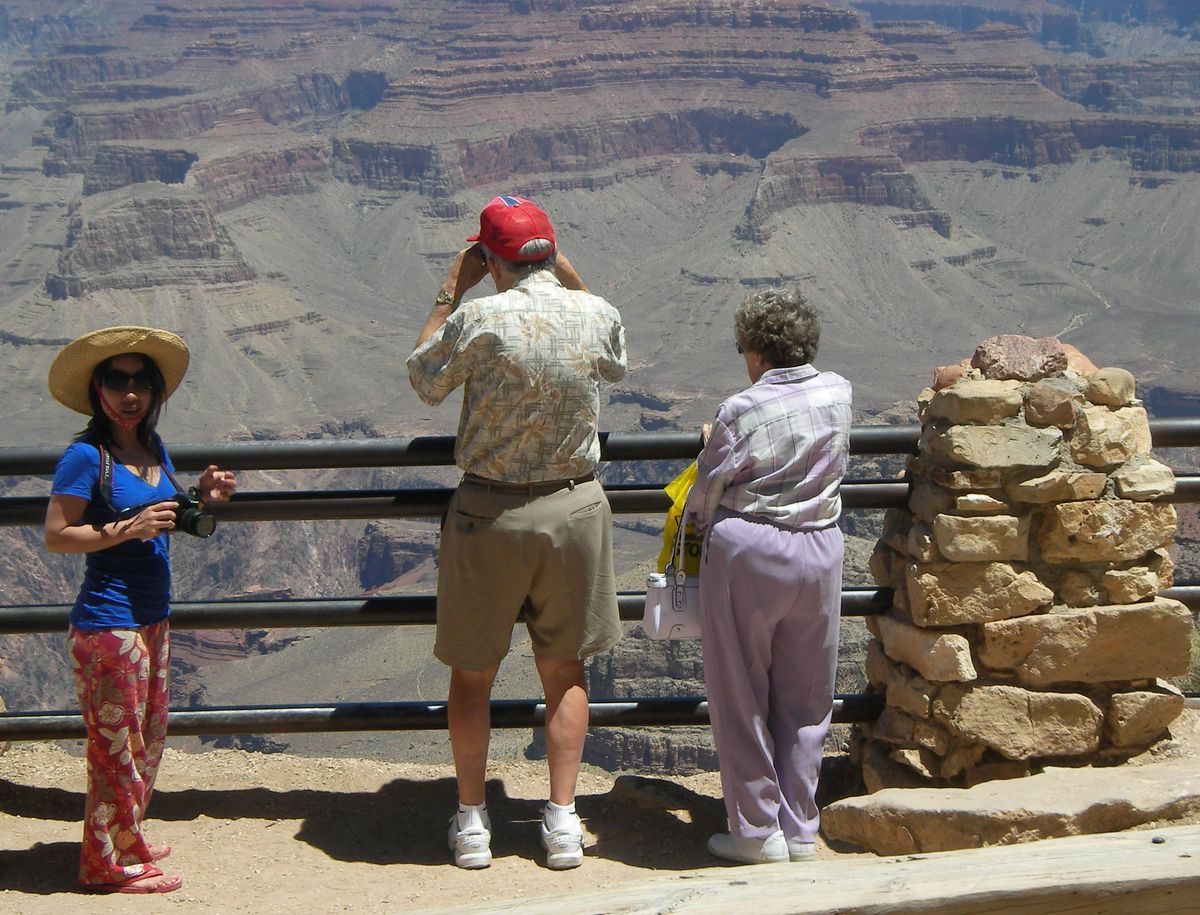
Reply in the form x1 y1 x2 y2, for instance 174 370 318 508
734 288 820 368
75 353 166 453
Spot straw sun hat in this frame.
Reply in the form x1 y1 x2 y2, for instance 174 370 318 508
48 325 190 415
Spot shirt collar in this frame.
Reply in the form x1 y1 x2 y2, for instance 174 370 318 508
514 267 559 290
756 364 818 385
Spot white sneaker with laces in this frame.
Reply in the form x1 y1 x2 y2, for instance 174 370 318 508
539 807 584 870
448 810 492 869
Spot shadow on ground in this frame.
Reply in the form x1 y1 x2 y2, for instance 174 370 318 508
0 753 867 892
0 772 727 883
0 841 78 894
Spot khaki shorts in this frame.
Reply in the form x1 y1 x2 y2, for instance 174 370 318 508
434 477 621 672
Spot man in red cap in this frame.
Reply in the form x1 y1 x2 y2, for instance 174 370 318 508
408 195 626 870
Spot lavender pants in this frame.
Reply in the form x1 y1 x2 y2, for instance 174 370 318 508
699 508 843 843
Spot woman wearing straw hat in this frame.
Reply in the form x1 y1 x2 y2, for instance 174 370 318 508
44 326 236 894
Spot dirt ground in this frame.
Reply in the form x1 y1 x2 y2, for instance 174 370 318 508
0 740 856 913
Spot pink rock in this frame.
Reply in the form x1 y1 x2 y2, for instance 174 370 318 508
971 335 1067 382
932 361 969 391
1060 342 1097 376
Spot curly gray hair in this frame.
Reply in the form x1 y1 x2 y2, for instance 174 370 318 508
734 288 820 368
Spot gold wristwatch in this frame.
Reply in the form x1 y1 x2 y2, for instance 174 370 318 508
434 290 455 308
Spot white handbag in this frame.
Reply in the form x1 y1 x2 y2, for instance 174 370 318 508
642 500 702 640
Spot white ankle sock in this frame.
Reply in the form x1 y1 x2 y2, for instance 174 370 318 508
543 800 578 833
456 802 487 831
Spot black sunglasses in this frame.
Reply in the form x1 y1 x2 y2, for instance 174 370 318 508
736 343 744 354
100 369 155 392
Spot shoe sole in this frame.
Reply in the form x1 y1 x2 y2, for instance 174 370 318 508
541 837 584 869
544 850 583 869
454 850 492 869
711 852 789 864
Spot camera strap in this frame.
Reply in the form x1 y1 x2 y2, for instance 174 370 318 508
95 442 115 509
161 465 187 497
94 441 182 512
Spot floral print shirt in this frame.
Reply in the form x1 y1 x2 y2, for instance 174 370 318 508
407 269 626 483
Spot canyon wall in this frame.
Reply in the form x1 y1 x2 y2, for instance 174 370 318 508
738 150 951 242
45 195 255 298
859 115 1200 171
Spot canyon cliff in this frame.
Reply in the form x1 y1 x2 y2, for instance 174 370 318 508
0 1 1195 764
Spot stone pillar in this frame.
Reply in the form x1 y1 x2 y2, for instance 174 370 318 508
857 335 1191 791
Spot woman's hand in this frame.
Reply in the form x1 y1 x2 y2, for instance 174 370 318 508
701 422 713 445
196 465 236 503
124 500 181 541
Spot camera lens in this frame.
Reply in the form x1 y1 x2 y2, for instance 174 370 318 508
177 505 216 538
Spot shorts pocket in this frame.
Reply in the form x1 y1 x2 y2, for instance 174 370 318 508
568 500 602 519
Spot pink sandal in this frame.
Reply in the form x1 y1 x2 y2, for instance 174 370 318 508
87 865 182 894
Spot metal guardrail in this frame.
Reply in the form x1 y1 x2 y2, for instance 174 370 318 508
0 424 935 476
0 481 919 526
0 588 898 634
1 418 1195 526
5 587 1199 634
0 695 887 740
2 419 1194 476
1 420 1197 743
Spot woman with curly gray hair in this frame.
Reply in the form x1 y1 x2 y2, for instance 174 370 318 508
688 288 852 865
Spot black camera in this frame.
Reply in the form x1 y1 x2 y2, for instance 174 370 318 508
118 493 216 538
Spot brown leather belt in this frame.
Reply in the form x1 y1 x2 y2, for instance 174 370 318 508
461 472 595 496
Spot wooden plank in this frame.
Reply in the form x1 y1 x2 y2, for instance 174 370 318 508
429 825 1200 914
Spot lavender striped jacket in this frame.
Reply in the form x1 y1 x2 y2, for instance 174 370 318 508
689 364 852 531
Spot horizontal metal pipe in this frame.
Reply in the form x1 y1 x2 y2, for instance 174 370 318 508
4 585 1191 635
1147 417 1200 448
0 480 915 526
1 431 702 476
0 693 887 740
1161 585 1200 611
0 587 895 634
3 419 1197 477
7 475 1199 527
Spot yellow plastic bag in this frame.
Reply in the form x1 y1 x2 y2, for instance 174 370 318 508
657 461 701 575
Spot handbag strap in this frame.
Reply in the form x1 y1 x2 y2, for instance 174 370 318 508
670 490 690 574
670 490 693 607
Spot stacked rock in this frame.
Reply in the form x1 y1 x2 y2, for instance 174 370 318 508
858 335 1192 791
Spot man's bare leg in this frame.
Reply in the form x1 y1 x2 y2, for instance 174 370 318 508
448 665 499 805
535 657 589 805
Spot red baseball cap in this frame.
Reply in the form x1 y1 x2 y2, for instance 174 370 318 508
468 195 557 262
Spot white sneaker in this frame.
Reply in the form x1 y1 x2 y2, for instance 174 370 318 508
787 839 816 862
707 829 789 864
539 807 584 870
448 811 492 869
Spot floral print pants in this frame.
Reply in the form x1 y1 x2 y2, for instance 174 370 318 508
68 620 170 886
